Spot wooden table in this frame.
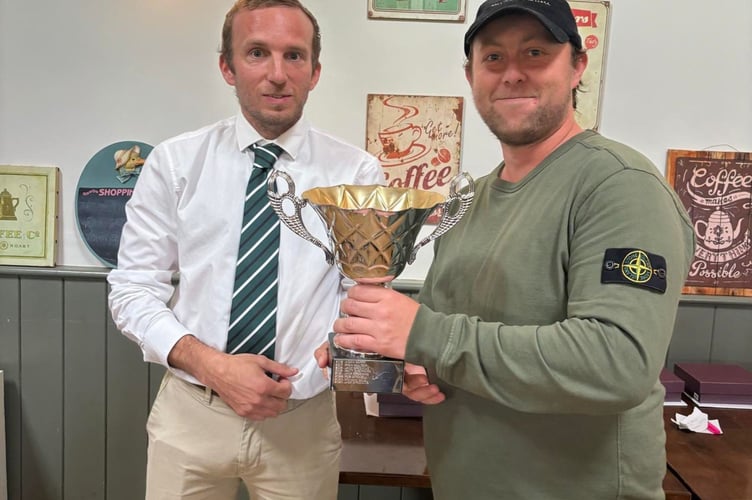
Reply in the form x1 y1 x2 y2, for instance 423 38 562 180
664 405 752 500
338 392 429 488
337 392 690 498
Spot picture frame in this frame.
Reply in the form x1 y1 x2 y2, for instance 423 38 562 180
665 149 752 297
0 165 59 267
367 0 466 22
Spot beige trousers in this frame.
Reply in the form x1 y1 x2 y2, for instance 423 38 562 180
145 372 342 500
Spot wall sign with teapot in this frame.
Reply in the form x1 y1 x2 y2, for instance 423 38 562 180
666 149 752 296
0 165 60 267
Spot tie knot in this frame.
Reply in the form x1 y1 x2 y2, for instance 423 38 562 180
251 143 284 171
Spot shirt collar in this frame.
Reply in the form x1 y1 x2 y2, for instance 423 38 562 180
234 111 310 161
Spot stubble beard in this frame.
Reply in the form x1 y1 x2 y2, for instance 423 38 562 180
242 101 305 139
477 96 571 147
236 85 308 139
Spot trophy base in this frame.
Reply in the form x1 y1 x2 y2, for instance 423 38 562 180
328 332 404 393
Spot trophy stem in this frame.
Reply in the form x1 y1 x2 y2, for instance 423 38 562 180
330 336 383 359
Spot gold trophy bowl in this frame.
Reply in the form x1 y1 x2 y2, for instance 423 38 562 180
268 170 474 393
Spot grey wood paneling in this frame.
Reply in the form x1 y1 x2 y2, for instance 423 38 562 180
0 276 20 500
148 364 166 408
0 267 751 500
401 488 433 500
336 485 432 500
105 313 149 500
710 305 752 370
359 485 401 500
665 302 715 368
63 279 107 500
338 484 359 500
20 277 63 500
1 370 7 500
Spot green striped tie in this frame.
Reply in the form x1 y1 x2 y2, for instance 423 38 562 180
226 143 284 357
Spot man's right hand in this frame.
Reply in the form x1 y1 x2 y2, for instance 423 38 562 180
209 353 298 421
167 334 299 421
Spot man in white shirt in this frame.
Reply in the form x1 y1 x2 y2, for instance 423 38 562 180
107 1 383 499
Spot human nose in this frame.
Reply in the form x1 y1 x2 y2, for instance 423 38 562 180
266 55 287 85
501 58 525 85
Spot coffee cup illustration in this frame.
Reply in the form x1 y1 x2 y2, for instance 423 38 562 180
0 188 20 221
378 123 422 160
694 209 743 250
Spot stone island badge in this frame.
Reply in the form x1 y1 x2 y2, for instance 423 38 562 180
601 248 667 293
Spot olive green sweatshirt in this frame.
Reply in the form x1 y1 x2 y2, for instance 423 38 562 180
408 130 695 499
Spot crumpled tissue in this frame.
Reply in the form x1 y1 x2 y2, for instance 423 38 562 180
671 406 723 435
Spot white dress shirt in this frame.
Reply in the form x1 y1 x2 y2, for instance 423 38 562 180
108 113 384 399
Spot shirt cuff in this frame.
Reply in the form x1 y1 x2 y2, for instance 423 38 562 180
142 312 192 369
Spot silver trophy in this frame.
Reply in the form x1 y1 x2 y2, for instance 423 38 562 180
268 171 474 393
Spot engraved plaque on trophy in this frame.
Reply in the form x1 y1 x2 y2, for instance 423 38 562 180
268 171 473 393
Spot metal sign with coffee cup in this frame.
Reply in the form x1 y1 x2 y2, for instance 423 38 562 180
366 94 464 226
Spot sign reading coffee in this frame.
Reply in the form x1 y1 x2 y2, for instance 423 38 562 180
666 149 752 296
366 94 463 224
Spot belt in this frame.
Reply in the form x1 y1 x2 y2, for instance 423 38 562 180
188 381 312 413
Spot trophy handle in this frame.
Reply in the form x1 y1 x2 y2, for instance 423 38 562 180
409 171 475 264
267 169 335 265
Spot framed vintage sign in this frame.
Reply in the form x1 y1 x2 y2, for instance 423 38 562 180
368 0 466 22
0 165 59 267
666 149 752 296
366 93 463 223
570 0 611 131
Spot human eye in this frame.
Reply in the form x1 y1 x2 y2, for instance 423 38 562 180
484 52 502 63
286 51 305 62
527 48 544 57
248 47 265 58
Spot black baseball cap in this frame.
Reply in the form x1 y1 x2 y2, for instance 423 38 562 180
464 0 583 56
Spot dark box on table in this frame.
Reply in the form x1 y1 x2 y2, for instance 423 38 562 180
660 367 685 404
376 393 423 417
674 363 752 404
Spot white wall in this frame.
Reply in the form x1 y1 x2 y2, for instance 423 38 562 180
2 0 751 280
